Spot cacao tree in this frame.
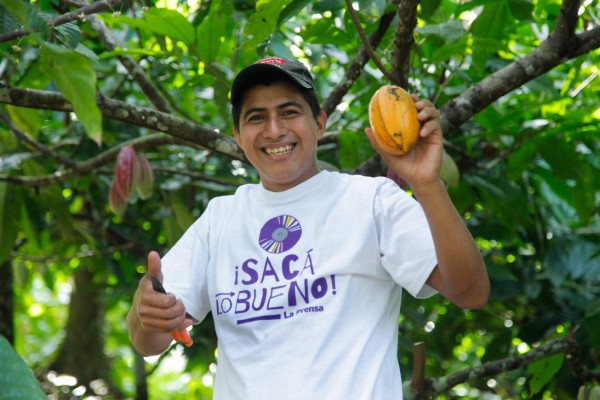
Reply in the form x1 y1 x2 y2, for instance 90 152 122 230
0 0 599 399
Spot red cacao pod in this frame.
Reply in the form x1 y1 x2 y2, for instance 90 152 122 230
113 146 137 201
134 153 154 200
109 181 127 216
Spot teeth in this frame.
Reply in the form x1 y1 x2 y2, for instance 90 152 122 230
264 144 294 155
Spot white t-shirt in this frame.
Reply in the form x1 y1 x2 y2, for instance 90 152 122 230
162 170 438 400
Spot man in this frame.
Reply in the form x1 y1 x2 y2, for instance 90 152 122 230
127 57 489 399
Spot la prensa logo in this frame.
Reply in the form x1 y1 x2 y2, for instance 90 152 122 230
258 215 302 254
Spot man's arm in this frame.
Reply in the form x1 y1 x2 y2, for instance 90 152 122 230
366 95 489 309
413 179 489 309
127 251 191 356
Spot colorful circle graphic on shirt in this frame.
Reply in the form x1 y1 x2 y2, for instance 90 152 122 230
258 215 302 254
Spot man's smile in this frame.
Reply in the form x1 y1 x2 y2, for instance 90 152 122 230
263 143 296 156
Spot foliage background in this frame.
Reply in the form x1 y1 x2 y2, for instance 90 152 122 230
0 0 599 399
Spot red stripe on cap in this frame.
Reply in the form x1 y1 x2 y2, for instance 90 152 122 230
256 57 285 65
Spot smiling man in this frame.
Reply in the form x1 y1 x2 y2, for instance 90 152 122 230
127 57 490 400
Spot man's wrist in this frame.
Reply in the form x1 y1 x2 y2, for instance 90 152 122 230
409 178 446 197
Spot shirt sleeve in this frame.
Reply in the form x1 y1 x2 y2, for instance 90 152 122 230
374 179 438 298
161 201 213 323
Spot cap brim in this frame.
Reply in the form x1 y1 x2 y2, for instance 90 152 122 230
231 63 313 104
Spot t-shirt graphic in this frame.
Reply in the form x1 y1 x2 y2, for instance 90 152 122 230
259 214 302 254
215 214 337 325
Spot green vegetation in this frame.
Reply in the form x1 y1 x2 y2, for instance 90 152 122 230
0 0 598 398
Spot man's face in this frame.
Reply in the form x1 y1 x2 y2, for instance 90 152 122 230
233 80 327 192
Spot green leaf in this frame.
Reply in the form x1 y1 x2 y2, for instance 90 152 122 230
420 0 441 19
416 20 465 43
278 0 311 25
537 135 583 181
0 336 47 400
54 21 81 49
486 263 517 281
585 298 600 318
6 105 41 139
142 8 195 46
170 191 194 231
338 130 375 169
440 149 460 188
541 236 600 288
300 15 352 46
242 0 294 51
39 43 103 144
527 353 564 395
454 0 498 14
470 1 513 38
196 4 225 62
1 0 30 30
509 0 534 21
312 0 343 14
571 162 596 222
428 38 469 63
581 312 600 350
0 3 22 33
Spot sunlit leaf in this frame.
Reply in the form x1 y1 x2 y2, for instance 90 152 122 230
6 106 41 139
39 43 103 144
122 8 196 46
196 4 225 63
242 0 293 51
528 353 564 395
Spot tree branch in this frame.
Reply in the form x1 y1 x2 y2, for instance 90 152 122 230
0 133 201 187
391 0 419 88
321 8 396 117
0 110 77 168
0 83 245 161
412 329 600 399
0 0 124 43
344 0 395 83
440 1 600 135
415 337 570 399
82 8 173 113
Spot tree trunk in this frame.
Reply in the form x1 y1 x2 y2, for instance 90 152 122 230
134 351 148 400
0 260 14 344
49 265 120 396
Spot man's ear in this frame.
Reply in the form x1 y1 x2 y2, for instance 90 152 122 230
233 126 243 148
316 110 328 138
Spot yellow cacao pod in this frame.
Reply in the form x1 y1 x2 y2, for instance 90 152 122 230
368 85 420 155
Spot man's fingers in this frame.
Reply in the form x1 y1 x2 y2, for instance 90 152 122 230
147 250 163 282
143 290 178 309
138 299 187 332
139 315 186 333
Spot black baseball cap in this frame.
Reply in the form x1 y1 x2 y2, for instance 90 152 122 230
230 57 316 104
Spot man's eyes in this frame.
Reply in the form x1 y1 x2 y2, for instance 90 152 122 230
247 114 264 122
246 109 300 122
282 109 300 116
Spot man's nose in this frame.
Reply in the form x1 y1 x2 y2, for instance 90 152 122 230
264 116 286 138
